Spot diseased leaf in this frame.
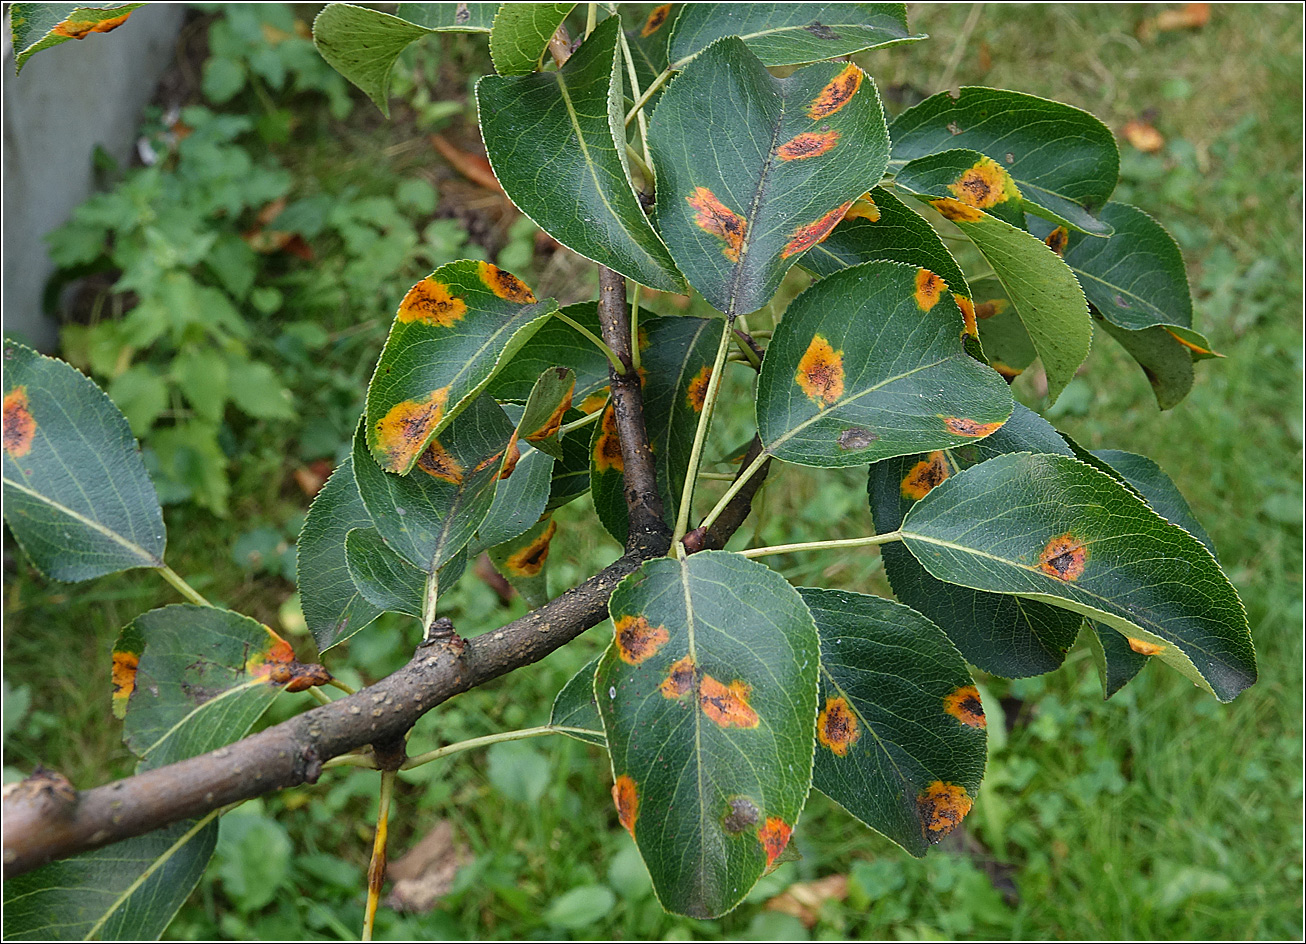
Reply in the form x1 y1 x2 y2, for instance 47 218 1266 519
668 3 923 69
2 339 166 582
9 2 142 73
625 4 675 111
899 452 1256 702
312 4 434 116
296 456 384 652
489 302 613 406
963 278 1033 380
1096 318 1194 411
345 527 429 617
489 515 557 607
550 656 606 744
514 366 576 459
867 404 1083 678
471 441 554 554
889 88 1119 236
546 413 597 511
595 551 820 918
488 1 575 75
397 2 498 31
479 17 684 291
1085 621 1150 700
756 260 1013 468
591 315 720 543
365 260 556 474
894 148 1035 230
649 39 890 317
802 588 986 856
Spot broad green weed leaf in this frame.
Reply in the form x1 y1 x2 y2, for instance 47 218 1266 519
801 588 986 856
479 17 685 291
595 551 820 918
899 452 1255 702
550 656 606 744
344 527 429 617
668 3 923 69
649 39 889 317
9 2 142 73
397 2 498 31
2 339 166 581
365 260 556 474
488 2 575 76
489 515 557 607
867 404 1083 677
312 4 434 117
889 88 1119 236
296 456 384 652
755 261 1012 468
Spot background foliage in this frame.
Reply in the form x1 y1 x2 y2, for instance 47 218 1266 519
3 3 1301 939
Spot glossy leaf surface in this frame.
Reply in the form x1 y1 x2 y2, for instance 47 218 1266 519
756 261 1012 468
489 515 557 607
345 527 429 617
513 366 576 459
479 17 684 291
867 404 1083 677
649 39 889 317
889 88 1118 236
488 1 575 75
802 588 986 856
668 3 922 68
489 303 613 406
551 656 606 745
899 453 1255 702
312 3 434 116
365 260 555 474
2 340 166 582
595 551 820 918
9 2 142 73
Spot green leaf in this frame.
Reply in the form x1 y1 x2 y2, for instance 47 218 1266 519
478 17 685 291
226 359 295 421
592 315 720 543
648 39 889 318
514 366 576 459
898 452 1256 702
595 551 820 918
1095 318 1195 411
488 2 575 75
312 3 434 117
2 339 166 581
550 656 605 744
173 347 229 423
489 514 557 607
9 2 143 73
893 148 1035 230
889 88 1119 236
354 395 517 573
296 456 384 652
107 365 169 436
546 412 598 512
344 527 429 617
801 588 986 856
668 3 923 69
1 817 217 941
471 441 554 553
543 884 617 930
625 5 674 110
964 278 1035 380
489 303 613 406
801 186 969 297
1085 623 1150 700
397 2 499 31
755 260 1013 468
867 403 1084 677
365 260 556 474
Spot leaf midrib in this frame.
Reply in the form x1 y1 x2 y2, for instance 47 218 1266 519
2 476 163 568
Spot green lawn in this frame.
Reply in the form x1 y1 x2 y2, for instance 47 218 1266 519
3 4 1301 940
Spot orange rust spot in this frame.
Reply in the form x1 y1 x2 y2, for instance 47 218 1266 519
844 192 880 221
416 440 463 484
52 11 132 39
527 387 575 443
615 615 670 666
478 261 536 303
398 278 467 327
686 365 712 412
505 520 557 577
1038 532 1088 581
758 817 793 868
1165 329 1217 356
941 416 1003 438
991 361 1023 379
777 130 840 161
640 3 672 36
917 781 973 841
593 405 623 473
374 388 450 471
3 387 35 458
111 650 139 711
914 268 947 311
700 675 760 728
659 655 696 699
686 187 747 262
953 294 979 337
817 697 860 756
1044 226 1070 256
782 202 851 259
497 436 522 480
1126 636 1165 656
250 636 331 692
930 198 985 223
612 774 639 837
901 451 950 500
948 156 1017 209
974 298 1008 319
795 334 845 408
943 685 986 729
808 63 863 120
579 388 609 415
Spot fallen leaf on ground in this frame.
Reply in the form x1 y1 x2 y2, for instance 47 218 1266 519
764 874 848 927
1121 119 1165 153
384 820 469 913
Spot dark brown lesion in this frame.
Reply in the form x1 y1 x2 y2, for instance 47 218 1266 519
505 520 558 578
838 427 877 451
686 187 747 262
795 334 846 407
777 130 840 161
817 697 860 756
478 262 537 303
593 405 624 473
1044 227 1070 255
416 440 464 484
942 685 986 729
1037 533 1088 581
917 781 973 842
723 795 761 834
614 615 669 665
781 202 851 258
914 268 947 311
659 654 696 697
3 386 36 458
641 4 671 36
808 64 863 120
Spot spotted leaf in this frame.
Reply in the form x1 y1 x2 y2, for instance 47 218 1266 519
488 515 558 608
9 2 143 73
396 2 498 32
801 588 985 856
595 551 820 917
488 1 574 75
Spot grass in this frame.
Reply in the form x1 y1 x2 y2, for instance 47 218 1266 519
3 3 1302 940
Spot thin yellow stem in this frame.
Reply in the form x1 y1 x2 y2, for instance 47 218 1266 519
629 283 644 372
362 769 395 941
739 532 902 560
308 687 332 706
323 751 380 771
671 319 734 544
558 408 604 436
327 677 356 696
624 68 671 126
585 3 597 37
400 725 600 770
618 25 655 171
157 564 210 607
554 311 626 374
